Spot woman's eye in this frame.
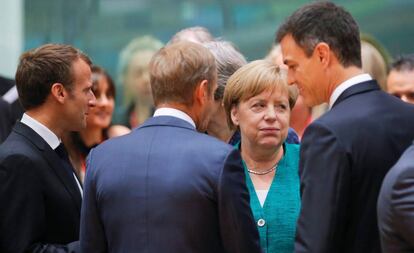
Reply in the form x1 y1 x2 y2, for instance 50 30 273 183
252 103 264 108
276 104 288 111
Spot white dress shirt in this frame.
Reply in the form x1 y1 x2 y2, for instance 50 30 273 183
329 74 372 109
21 113 83 196
153 107 196 128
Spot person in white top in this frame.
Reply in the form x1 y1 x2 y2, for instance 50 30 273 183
0 43 96 253
276 2 414 253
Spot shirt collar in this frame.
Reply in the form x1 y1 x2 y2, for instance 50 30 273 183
329 74 372 109
153 107 196 128
21 113 61 149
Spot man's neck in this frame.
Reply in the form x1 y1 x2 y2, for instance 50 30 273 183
155 103 197 128
26 107 63 139
326 65 364 101
207 122 234 143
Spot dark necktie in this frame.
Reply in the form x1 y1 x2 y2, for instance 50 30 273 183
55 143 78 183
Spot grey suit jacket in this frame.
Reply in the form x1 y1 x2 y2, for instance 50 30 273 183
80 115 262 253
378 142 414 253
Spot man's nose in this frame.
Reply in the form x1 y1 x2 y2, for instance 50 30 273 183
287 72 296 86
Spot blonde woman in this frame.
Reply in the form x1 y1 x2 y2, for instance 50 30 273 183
223 60 300 253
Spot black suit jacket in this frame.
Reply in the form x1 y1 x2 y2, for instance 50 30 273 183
294 80 414 253
0 122 82 253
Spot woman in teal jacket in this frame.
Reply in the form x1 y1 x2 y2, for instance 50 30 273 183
223 60 301 253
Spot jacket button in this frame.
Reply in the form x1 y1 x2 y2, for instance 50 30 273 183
257 218 266 227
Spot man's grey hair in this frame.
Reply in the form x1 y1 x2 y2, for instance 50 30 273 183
203 40 247 100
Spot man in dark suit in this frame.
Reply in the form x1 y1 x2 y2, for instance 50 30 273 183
276 2 414 253
378 143 414 252
80 41 262 253
0 44 96 253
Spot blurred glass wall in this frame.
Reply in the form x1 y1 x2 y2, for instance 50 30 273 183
1 0 413 122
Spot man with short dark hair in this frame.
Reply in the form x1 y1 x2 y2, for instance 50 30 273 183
80 41 261 253
0 44 96 253
276 2 414 253
386 54 414 104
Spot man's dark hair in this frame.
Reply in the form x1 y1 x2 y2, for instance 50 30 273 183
15 43 92 110
390 54 414 72
276 1 362 68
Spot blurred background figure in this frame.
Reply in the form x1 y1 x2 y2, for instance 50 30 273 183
204 40 247 144
224 60 300 253
386 54 414 104
117 35 163 128
361 35 390 91
65 65 130 181
169 26 214 44
266 44 312 139
0 98 13 143
0 75 24 126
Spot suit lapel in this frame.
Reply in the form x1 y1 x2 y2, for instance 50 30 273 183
42 147 82 212
332 80 380 108
13 122 82 212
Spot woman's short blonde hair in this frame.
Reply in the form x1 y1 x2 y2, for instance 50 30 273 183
223 60 298 130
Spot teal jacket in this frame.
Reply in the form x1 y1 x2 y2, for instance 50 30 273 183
238 142 301 253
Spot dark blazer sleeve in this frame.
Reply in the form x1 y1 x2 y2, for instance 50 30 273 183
294 122 351 253
217 148 262 253
80 149 107 253
0 154 79 253
389 162 414 248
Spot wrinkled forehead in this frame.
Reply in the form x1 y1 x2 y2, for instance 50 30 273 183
240 84 289 103
388 70 414 88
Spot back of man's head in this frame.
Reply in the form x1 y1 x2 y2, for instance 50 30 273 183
276 1 361 68
168 26 214 45
149 41 217 107
203 40 247 101
15 43 91 111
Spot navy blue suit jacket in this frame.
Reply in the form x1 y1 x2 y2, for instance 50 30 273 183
80 116 261 253
294 80 414 253
378 142 414 252
0 122 82 253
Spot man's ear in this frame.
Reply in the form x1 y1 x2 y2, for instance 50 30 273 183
230 105 240 127
194 79 209 105
50 83 67 104
314 42 331 68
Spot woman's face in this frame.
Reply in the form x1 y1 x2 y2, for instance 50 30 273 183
87 76 115 129
231 88 290 149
